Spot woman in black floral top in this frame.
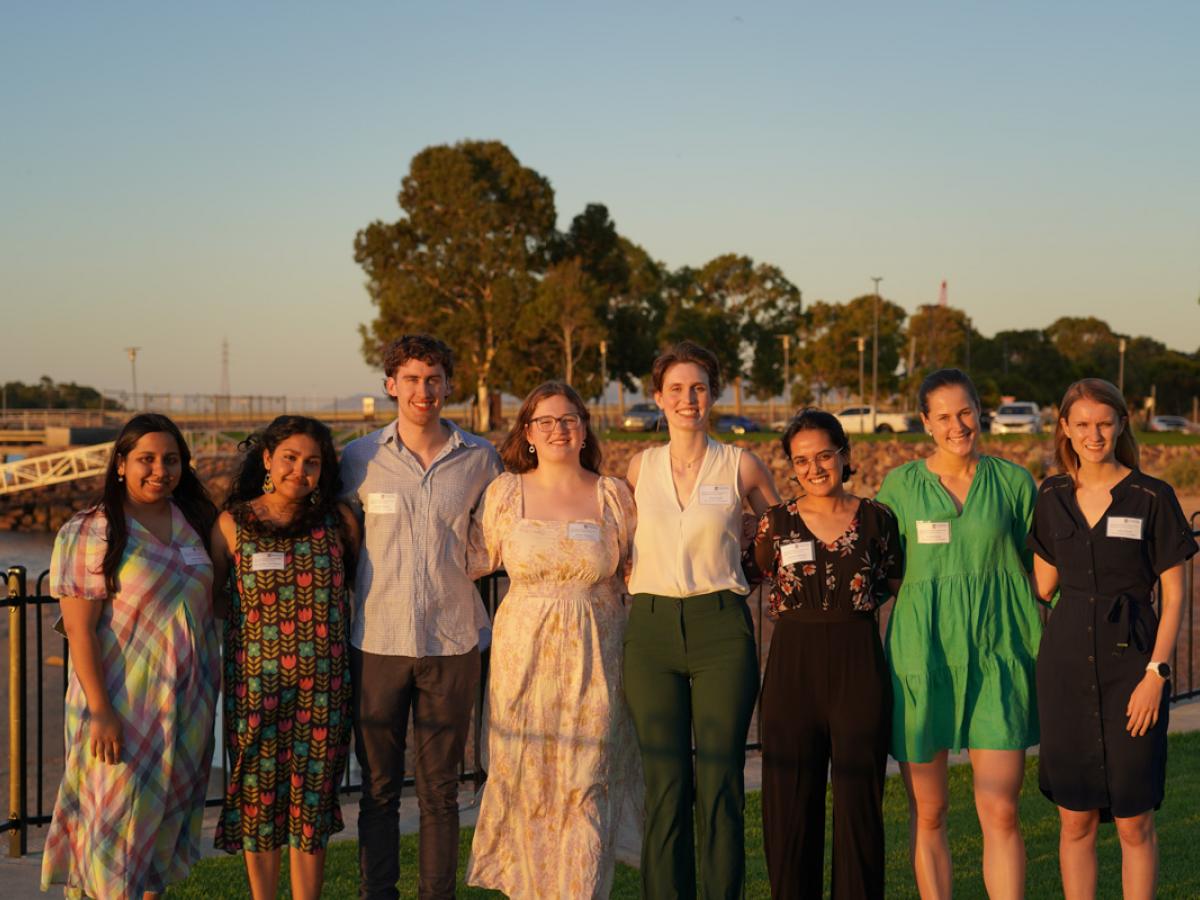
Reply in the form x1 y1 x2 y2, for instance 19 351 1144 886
747 409 903 900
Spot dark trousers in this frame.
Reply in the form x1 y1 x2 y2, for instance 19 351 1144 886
623 591 760 900
351 647 480 900
761 612 890 899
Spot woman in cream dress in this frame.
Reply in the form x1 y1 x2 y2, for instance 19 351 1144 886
466 381 640 899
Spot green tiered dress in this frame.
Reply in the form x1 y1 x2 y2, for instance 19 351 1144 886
876 455 1041 763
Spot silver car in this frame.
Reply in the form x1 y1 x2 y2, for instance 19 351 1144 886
621 402 664 432
991 402 1042 435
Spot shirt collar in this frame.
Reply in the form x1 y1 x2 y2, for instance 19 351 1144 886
376 418 474 451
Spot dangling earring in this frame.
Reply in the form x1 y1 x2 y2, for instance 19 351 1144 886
581 439 587 448
117 474 124 483
309 488 321 506
263 472 275 494
528 444 535 454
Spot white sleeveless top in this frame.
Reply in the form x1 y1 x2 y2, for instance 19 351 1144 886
628 438 749 598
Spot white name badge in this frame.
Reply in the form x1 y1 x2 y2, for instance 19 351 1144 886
251 551 287 572
699 484 733 506
780 540 816 567
366 492 398 514
1106 516 1144 540
567 522 602 542
180 546 210 566
916 520 952 544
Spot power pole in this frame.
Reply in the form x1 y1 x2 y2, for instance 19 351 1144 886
1118 337 1127 395
777 334 792 410
870 277 882 430
599 340 608 431
125 347 141 410
857 336 867 434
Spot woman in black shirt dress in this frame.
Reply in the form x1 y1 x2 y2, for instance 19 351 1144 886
747 409 903 899
1029 378 1196 899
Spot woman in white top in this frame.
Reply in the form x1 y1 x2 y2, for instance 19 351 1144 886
624 340 780 899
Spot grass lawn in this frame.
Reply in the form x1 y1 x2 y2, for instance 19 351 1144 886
169 732 1200 898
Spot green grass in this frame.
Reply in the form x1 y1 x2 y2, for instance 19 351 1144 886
168 732 1200 898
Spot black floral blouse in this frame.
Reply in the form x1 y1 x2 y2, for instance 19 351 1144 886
747 498 904 616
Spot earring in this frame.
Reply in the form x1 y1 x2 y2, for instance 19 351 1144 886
581 439 587 448
263 473 275 494
309 488 321 506
528 444 535 454
117 474 124 483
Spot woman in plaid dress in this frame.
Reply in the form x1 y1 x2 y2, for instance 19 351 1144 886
42 414 220 899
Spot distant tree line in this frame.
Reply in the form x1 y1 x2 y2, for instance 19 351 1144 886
355 140 1199 426
2 377 122 410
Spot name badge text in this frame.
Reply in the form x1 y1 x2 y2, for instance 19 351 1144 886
780 540 816 567
180 546 211 567
567 522 602 542
916 520 952 544
699 484 733 506
1106 516 1143 540
251 551 287 572
366 493 398 514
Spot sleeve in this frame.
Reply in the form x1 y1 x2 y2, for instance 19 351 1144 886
49 512 109 601
743 508 776 586
1007 464 1038 573
602 477 638 577
1026 481 1058 565
875 503 905 584
467 474 508 579
1148 482 1198 575
874 468 907 557
337 445 364 522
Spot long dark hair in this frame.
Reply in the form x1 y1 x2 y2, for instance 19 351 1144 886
780 408 856 483
96 413 216 596
226 415 343 537
498 382 602 474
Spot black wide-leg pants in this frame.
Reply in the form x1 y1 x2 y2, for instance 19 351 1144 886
761 610 891 900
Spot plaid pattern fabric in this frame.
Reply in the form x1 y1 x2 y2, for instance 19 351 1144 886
42 507 221 899
338 419 501 657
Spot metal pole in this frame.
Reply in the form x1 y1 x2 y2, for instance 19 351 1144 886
857 336 866 435
599 340 608 432
870 277 882 431
777 334 791 413
8 566 28 857
1118 337 1127 395
125 347 140 411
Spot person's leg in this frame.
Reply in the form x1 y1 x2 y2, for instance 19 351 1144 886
761 620 829 900
1057 807 1099 900
1113 812 1158 900
243 848 282 900
689 594 759 900
410 648 480 900
288 846 327 900
968 748 1026 900
623 596 696 900
900 753 951 900
828 623 889 900
352 649 415 900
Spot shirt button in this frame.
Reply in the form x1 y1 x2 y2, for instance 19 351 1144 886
1088 655 1095 663
1089 597 1095 604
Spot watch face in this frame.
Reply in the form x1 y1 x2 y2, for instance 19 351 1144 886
1159 663 1173 679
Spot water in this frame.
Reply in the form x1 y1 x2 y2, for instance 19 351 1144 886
0 530 54 580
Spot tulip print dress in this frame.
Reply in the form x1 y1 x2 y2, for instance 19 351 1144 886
215 506 353 853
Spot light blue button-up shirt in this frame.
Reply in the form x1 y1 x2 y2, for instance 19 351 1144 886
339 419 502 657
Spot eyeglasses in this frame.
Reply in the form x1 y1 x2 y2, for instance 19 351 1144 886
791 450 840 470
530 414 583 433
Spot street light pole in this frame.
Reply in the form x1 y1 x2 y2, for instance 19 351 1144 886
777 334 792 413
856 336 866 435
1118 337 1127 395
125 347 141 410
870 277 882 431
599 339 609 431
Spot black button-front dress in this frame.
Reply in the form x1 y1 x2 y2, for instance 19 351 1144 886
1029 470 1196 819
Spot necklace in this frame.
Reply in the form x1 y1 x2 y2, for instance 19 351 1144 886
670 450 706 470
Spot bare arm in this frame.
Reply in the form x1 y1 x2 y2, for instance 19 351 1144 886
739 450 780 516
210 512 237 620
626 450 644 492
60 595 121 765
1032 553 1059 603
1127 563 1185 736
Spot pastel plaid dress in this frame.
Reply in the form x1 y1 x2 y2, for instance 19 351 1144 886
42 506 220 899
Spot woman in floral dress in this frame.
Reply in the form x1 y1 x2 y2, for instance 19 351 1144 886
211 416 359 900
465 382 640 899
747 409 902 899
43 413 220 899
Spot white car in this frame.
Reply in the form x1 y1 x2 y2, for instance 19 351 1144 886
991 402 1042 435
1148 415 1196 434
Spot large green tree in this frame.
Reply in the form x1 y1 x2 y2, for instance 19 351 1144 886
354 140 556 430
796 295 906 405
969 329 1076 407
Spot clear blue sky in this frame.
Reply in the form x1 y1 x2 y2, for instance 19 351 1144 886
4 1 1198 399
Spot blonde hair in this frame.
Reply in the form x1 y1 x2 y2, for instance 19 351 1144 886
1054 378 1139 477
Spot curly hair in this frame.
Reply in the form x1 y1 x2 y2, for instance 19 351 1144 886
382 334 454 381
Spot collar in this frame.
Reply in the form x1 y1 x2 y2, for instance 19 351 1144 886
376 418 474 450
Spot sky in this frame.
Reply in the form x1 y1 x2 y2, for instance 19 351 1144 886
4 1 1199 400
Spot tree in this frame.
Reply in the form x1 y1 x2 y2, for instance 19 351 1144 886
354 140 557 431
795 295 907 405
660 254 802 411
517 257 604 390
1045 316 1119 380
1 377 120 409
969 329 1075 407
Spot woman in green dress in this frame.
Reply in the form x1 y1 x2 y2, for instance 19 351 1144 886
876 369 1040 899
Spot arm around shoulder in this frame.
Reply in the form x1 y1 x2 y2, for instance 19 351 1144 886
740 450 780 515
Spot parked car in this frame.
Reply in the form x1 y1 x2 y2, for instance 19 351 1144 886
620 402 663 432
714 414 762 434
1148 415 1197 433
835 406 918 434
990 402 1042 435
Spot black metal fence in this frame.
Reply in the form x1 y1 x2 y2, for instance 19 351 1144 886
4 519 1199 857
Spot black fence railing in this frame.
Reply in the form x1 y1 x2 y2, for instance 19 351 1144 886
4 521 1199 857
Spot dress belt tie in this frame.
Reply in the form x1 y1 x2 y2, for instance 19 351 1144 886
1105 592 1153 655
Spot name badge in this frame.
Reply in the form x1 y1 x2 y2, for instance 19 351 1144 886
1106 516 1143 540
780 540 815 567
251 551 287 572
366 492 398 514
916 520 952 544
179 546 210 567
699 484 733 506
567 522 602 542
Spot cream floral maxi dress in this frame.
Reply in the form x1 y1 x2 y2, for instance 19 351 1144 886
466 472 642 899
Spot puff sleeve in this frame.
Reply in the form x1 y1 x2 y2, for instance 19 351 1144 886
467 473 515 580
49 511 109 601
601 476 637 577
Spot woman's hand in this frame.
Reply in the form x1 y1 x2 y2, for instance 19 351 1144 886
1126 673 1166 737
88 706 123 764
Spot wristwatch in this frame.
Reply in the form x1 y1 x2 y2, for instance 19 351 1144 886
1146 661 1172 679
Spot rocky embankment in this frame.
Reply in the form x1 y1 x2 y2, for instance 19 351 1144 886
2 437 1197 533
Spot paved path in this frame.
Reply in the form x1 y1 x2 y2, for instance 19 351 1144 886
4 698 1199 899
